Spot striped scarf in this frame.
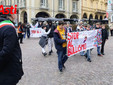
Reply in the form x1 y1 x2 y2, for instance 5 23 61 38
0 20 14 28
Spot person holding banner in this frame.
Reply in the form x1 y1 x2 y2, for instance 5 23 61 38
95 23 103 56
54 21 68 72
84 25 92 62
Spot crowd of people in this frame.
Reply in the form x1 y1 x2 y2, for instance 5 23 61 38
0 6 112 85
38 20 109 72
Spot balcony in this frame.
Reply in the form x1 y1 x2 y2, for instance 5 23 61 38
95 9 106 14
72 9 79 13
40 3 49 10
58 7 65 12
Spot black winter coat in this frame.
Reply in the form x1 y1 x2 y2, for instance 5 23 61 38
0 18 24 83
102 29 108 40
46 25 56 38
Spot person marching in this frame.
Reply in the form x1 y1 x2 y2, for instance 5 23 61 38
0 9 23 85
39 25 51 56
84 25 92 62
54 21 68 72
95 23 103 56
17 22 24 44
46 20 56 55
101 24 108 55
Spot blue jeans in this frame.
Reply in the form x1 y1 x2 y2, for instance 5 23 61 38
97 46 101 55
80 51 85 56
57 48 68 71
85 49 91 59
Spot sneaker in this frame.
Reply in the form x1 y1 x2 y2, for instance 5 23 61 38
42 52 47 56
87 58 91 62
59 69 63 72
101 53 105 55
63 65 66 70
98 54 103 56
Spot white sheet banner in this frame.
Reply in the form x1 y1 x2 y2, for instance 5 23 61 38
67 29 102 57
30 28 42 38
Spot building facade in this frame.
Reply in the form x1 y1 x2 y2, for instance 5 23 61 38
0 0 108 23
82 0 108 20
0 0 81 23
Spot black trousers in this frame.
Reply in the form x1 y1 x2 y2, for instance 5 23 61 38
18 33 23 43
110 30 113 36
101 39 106 54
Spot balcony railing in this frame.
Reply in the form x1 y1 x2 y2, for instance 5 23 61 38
40 3 48 9
95 9 106 14
58 6 65 11
72 9 79 13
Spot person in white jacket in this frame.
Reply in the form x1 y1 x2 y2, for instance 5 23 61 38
40 25 51 56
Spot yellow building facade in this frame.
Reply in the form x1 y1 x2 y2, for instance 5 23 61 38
82 0 108 20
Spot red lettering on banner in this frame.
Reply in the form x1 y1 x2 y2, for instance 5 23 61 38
67 32 79 41
68 43 87 57
31 30 36 34
37 30 39 33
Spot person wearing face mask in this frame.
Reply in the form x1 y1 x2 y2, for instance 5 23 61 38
0 8 24 85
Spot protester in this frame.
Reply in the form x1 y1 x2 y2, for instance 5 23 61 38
46 20 56 55
109 23 113 36
26 23 31 38
0 9 23 85
105 24 110 37
95 23 103 56
84 25 92 62
22 23 26 39
66 22 72 33
39 25 51 56
17 22 24 44
101 24 108 55
72 24 77 32
54 21 68 72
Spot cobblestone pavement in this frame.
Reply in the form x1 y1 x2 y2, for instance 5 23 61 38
18 37 113 85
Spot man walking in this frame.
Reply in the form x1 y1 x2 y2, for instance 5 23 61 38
54 21 68 72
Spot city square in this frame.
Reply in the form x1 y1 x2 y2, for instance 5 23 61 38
18 36 113 85
0 0 113 85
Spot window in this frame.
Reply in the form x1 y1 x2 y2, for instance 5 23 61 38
59 0 64 10
40 0 48 8
73 1 78 12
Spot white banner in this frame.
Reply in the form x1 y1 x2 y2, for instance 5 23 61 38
67 29 102 57
30 28 42 38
